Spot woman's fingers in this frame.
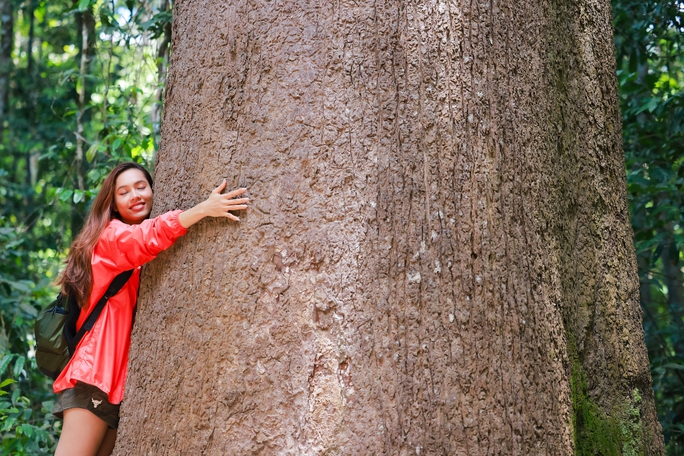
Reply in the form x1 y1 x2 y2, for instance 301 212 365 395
224 187 248 198
226 204 249 211
226 197 250 204
222 194 249 211
204 184 249 220
213 179 228 194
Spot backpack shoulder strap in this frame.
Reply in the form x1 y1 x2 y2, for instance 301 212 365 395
67 269 134 355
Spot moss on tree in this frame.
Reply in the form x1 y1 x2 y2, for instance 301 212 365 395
570 335 645 455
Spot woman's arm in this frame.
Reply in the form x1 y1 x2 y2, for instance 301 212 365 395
95 182 248 272
179 180 249 229
96 211 188 272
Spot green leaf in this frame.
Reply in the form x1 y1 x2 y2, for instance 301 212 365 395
652 241 666 265
140 11 173 38
73 189 85 204
112 137 123 152
46 186 57 200
12 356 25 379
57 189 73 203
18 302 38 318
86 142 99 162
77 0 91 12
634 97 660 115
0 355 13 376
663 363 684 371
20 423 33 438
0 378 15 389
87 167 102 183
1 279 32 293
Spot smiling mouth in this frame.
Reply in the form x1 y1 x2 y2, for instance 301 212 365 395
130 202 146 211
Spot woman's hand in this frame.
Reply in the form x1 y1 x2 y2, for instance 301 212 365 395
179 180 249 228
201 180 249 220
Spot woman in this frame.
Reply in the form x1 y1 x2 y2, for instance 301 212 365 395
52 162 248 456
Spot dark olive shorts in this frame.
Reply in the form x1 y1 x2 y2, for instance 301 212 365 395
53 382 120 429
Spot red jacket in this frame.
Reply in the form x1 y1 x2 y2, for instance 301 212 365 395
53 210 187 404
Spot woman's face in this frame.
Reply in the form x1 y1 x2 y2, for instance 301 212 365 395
114 168 153 225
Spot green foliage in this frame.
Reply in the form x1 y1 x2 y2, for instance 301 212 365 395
0 219 61 453
0 372 58 454
613 0 684 453
0 0 170 451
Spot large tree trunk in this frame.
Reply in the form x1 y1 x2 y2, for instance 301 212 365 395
115 0 664 454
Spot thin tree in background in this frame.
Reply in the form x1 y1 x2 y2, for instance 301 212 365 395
71 6 96 235
151 0 172 157
0 0 13 132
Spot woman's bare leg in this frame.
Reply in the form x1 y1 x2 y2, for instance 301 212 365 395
96 428 117 456
55 408 109 456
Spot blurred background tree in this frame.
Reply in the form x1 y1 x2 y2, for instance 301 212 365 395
0 0 682 453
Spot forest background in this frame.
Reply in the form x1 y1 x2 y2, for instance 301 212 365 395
0 0 681 454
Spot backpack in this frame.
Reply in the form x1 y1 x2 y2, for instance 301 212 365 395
34 270 133 379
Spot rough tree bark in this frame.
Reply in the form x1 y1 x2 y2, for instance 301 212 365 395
115 0 664 454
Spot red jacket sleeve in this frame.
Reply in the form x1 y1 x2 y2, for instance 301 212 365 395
93 210 188 272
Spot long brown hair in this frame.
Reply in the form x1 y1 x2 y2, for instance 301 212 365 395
58 162 153 308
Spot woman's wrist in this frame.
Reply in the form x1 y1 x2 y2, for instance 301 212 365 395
178 202 208 229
